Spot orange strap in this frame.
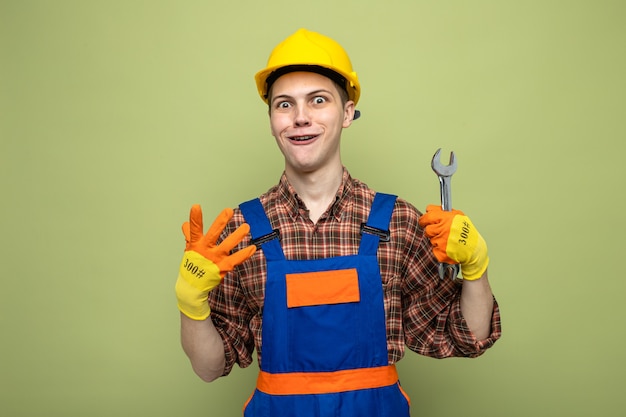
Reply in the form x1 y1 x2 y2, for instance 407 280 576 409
256 365 399 395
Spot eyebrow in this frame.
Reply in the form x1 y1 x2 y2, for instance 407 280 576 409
271 89 334 105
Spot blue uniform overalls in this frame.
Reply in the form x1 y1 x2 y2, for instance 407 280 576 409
240 193 410 417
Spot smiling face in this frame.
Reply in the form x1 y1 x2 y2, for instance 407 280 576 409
268 71 355 177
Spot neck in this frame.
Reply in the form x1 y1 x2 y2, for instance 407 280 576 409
285 165 344 223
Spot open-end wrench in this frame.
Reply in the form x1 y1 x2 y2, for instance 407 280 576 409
431 148 461 280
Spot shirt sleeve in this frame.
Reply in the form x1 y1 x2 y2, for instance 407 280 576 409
207 216 257 376
400 205 502 359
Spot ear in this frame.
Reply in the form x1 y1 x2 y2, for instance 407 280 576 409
268 107 275 137
342 100 356 128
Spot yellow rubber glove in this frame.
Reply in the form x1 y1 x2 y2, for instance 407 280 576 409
418 205 489 280
175 205 256 320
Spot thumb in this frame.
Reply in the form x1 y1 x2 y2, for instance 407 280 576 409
182 221 191 245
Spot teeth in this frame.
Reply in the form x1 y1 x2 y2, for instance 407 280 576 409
290 135 315 141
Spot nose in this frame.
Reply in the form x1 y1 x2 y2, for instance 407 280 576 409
294 105 311 127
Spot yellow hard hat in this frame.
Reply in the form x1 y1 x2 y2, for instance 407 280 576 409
255 28 361 106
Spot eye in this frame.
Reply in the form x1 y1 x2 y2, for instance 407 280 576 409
312 96 327 105
276 101 292 110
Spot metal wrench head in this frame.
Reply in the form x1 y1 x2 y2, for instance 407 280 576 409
430 148 460 280
431 148 457 177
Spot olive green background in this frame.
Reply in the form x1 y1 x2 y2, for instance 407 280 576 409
1 1 624 416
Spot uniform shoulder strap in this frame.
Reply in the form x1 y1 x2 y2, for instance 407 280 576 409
239 198 285 261
358 192 397 256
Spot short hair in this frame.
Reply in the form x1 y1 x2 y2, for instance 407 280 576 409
266 66 350 109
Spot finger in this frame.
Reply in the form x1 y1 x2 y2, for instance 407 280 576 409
418 211 443 228
189 204 204 243
218 245 257 275
423 222 447 238
218 223 251 253
419 208 462 228
205 208 234 245
425 204 442 213
182 221 191 243
433 248 455 264
424 205 464 216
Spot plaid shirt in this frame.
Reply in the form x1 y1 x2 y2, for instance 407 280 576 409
210 169 501 376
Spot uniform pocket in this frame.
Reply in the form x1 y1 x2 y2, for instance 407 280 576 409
286 268 360 308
